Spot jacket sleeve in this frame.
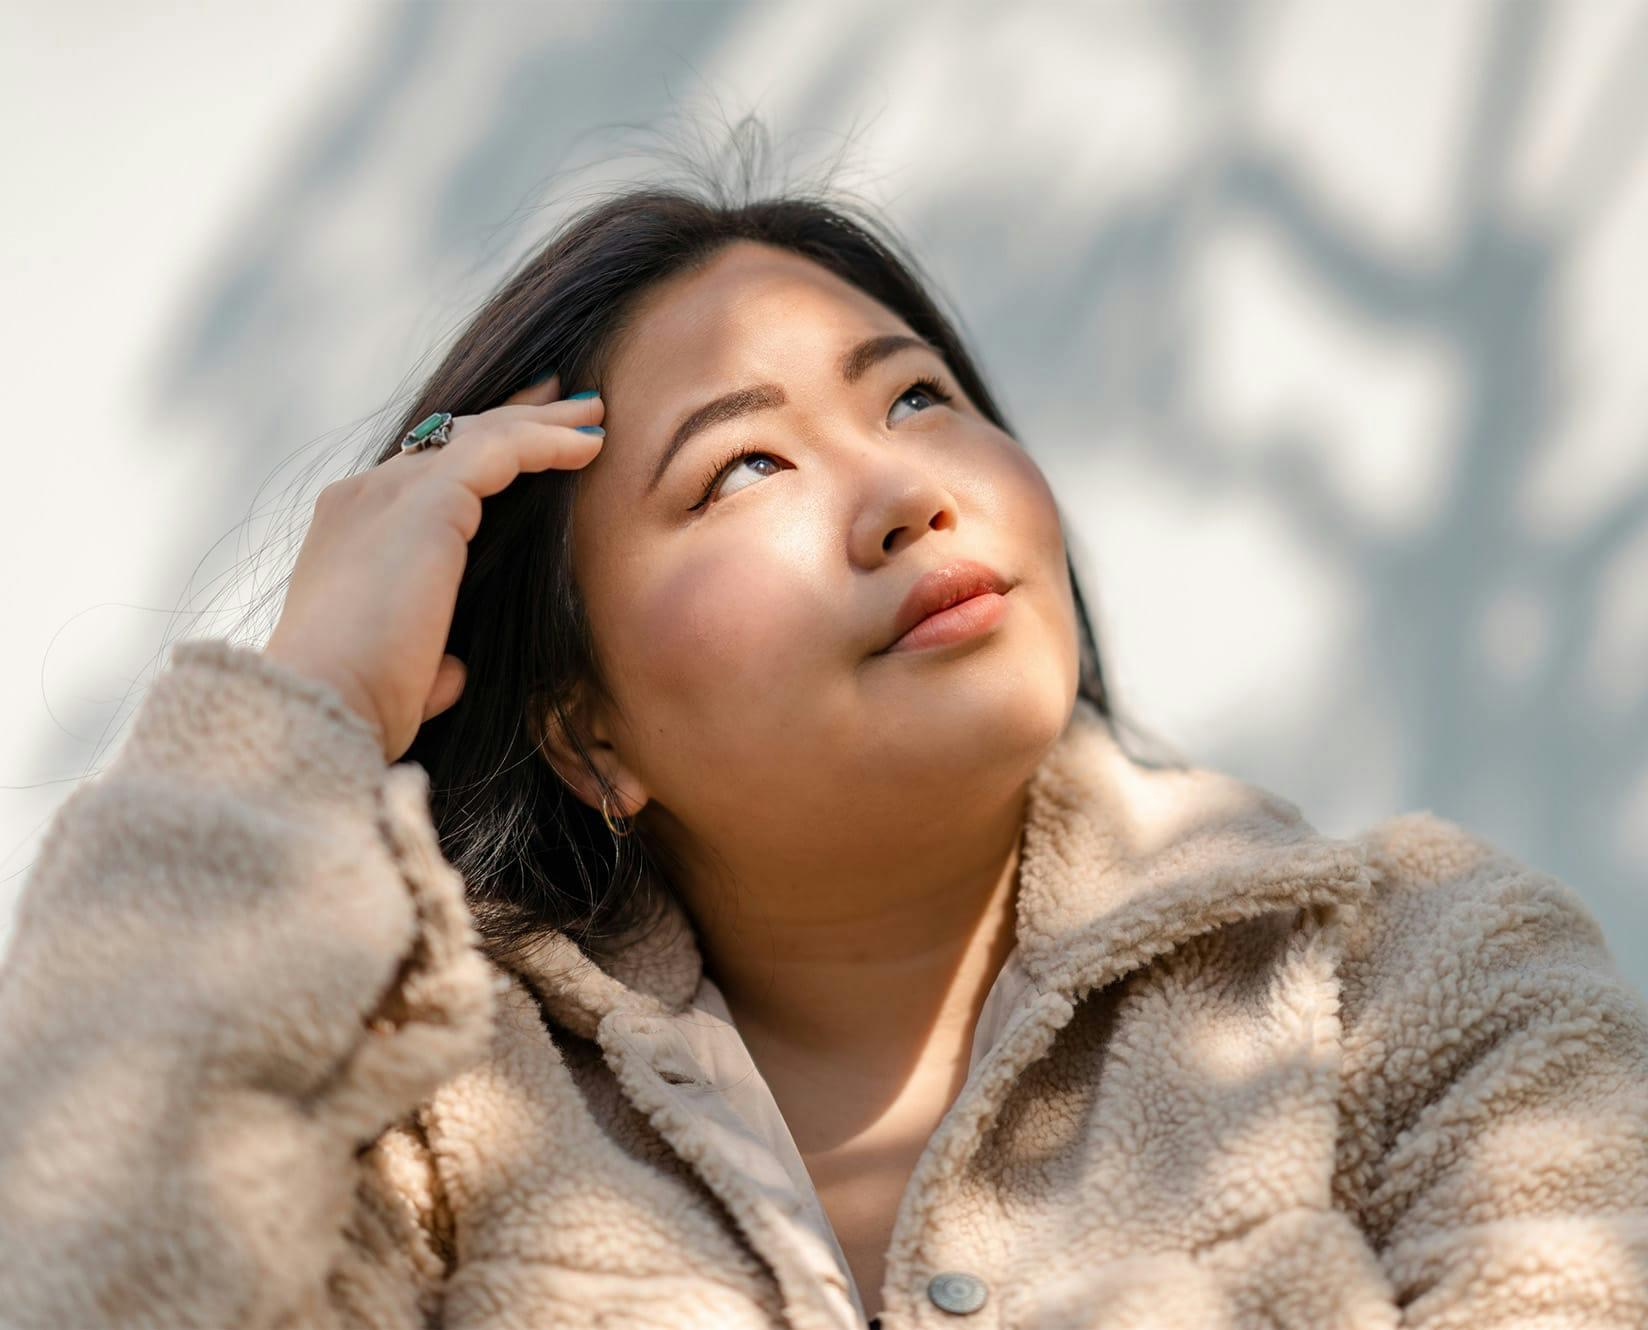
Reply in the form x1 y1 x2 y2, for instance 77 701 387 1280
1334 810 1648 1328
0 638 498 1330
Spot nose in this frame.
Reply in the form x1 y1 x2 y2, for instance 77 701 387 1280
848 457 959 564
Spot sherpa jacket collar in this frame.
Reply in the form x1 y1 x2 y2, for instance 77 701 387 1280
505 697 1375 1042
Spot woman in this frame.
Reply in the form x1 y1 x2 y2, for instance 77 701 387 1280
2 180 1646 1330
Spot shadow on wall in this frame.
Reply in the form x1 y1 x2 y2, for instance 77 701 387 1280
26 0 1648 991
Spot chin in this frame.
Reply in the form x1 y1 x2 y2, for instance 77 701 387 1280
878 643 1074 779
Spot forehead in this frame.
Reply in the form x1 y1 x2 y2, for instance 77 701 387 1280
604 242 910 405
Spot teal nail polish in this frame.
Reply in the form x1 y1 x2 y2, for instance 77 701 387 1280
575 424 605 435
530 366 559 386
568 388 600 400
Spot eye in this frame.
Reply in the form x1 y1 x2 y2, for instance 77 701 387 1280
687 374 957 512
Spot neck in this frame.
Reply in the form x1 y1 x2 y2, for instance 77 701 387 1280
676 779 1030 1082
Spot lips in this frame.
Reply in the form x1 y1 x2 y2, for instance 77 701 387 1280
879 559 1013 653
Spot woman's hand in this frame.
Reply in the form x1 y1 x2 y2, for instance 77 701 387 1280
262 372 604 763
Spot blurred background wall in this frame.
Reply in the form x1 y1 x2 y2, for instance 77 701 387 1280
3 0 1645 991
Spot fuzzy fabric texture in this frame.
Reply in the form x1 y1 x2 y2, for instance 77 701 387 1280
1 638 1645 1329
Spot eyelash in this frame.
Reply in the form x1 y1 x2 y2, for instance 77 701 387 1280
688 375 957 511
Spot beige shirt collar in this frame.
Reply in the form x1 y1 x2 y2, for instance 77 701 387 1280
663 945 1036 1326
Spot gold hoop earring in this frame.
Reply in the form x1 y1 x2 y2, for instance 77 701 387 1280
600 791 634 838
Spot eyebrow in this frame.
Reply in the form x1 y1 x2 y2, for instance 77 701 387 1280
643 332 942 497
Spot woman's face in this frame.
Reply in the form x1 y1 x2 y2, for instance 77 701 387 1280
563 240 1080 868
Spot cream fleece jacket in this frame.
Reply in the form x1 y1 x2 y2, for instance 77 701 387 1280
0 638 1645 1329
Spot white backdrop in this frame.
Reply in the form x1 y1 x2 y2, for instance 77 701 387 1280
4 0 1646 992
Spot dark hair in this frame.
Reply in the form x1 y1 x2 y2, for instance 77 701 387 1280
341 125 1179 977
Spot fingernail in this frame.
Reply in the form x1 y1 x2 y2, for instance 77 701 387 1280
575 424 605 435
568 389 600 400
530 366 559 386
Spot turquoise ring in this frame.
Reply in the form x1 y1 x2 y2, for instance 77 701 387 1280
401 410 454 453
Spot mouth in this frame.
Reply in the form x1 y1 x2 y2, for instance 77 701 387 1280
876 559 1015 655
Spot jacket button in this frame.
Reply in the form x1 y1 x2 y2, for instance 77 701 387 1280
927 1271 988 1315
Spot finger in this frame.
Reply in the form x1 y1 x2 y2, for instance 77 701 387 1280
487 392 604 428
382 393 589 481
438 421 605 498
501 370 563 409
393 386 602 473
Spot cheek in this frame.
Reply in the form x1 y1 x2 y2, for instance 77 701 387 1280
606 537 827 720
997 444 1063 543
964 438 1067 576
978 442 1082 671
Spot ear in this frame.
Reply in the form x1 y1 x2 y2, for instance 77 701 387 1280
533 682 651 822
